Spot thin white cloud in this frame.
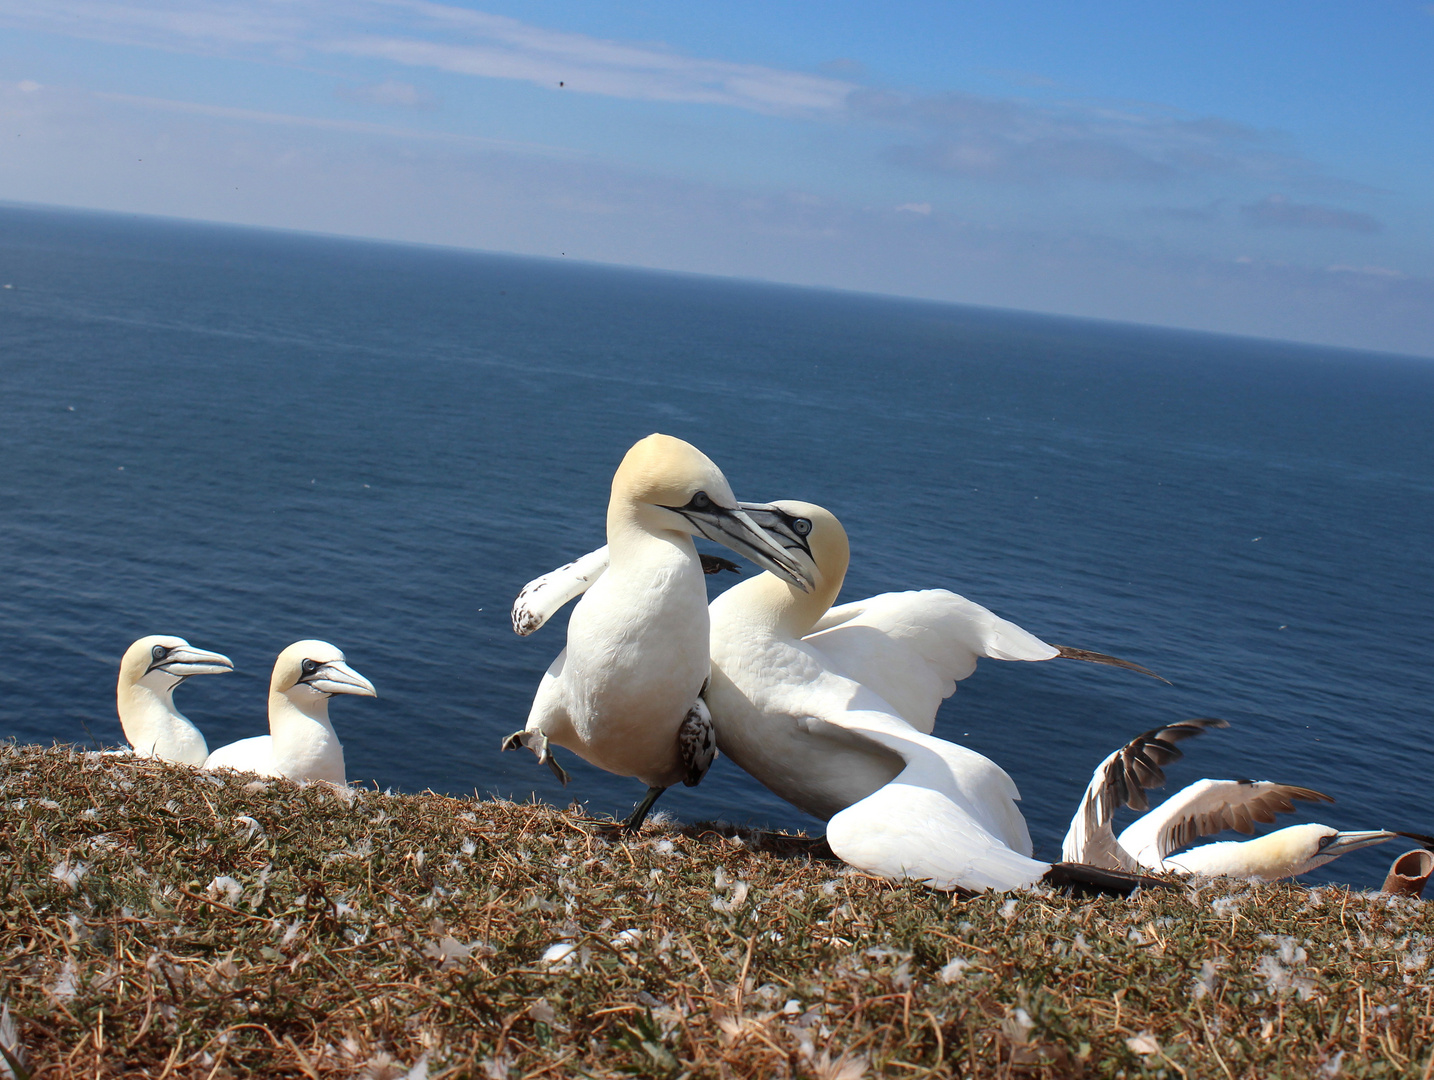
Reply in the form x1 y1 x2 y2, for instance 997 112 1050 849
1241 193 1381 233
336 78 434 109
0 0 854 115
853 87 1317 187
94 91 578 155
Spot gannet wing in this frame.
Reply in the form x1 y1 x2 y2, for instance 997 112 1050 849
203 736 276 776
817 705 1033 853
511 545 610 636
804 590 1058 732
1061 718 1228 868
823 710 1045 892
512 547 740 636
1118 779 1334 869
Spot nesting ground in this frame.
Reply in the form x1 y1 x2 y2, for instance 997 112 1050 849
0 743 1430 1078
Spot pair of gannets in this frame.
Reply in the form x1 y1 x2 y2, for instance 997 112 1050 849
512 447 1154 890
1064 718 1423 880
116 636 375 783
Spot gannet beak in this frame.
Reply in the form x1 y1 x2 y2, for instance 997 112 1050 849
665 498 814 592
148 646 235 678
300 660 378 698
1322 830 1398 858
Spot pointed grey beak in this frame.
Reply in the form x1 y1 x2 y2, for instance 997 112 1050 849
1323 830 1398 858
667 499 814 592
300 660 378 698
149 645 234 678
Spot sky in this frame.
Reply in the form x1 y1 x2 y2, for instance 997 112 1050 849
1 1 1432 357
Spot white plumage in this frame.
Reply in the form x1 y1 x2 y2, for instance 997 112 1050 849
507 434 812 829
515 494 1156 888
203 640 375 784
703 501 1045 890
1061 720 1406 879
116 635 233 764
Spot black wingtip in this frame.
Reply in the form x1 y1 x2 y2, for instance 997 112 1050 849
699 553 742 576
1394 831 1434 850
1043 862 1175 898
1052 645 1171 685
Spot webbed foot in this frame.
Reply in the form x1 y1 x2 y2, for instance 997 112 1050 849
501 728 571 785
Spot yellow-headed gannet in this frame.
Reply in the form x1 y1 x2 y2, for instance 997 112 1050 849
700 501 1050 890
1062 722 1407 879
506 434 814 831
116 635 234 764
203 640 375 784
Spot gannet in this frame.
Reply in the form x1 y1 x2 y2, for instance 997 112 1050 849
116 635 234 764
694 501 1053 889
513 497 1161 888
203 640 375 784
1062 722 1404 879
506 434 814 831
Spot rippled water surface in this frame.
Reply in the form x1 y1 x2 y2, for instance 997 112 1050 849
3 203 1432 887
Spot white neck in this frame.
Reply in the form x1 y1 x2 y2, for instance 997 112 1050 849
715 566 838 640
118 673 208 765
268 684 347 784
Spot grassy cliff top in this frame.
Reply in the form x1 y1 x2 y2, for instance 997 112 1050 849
0 742 1429 1079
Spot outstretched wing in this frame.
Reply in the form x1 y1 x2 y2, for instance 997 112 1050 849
824 710 1045 892
804 590 1059 733
1061 718 1228 868
512 547 738 636
511 546 610 636
1119 778 1334 869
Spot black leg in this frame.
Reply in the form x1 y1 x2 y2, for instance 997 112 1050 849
619 785 668 833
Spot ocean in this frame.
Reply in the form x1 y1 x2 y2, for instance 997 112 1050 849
2 201 1432 888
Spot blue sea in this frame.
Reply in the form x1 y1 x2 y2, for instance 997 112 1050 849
2 202 1432 888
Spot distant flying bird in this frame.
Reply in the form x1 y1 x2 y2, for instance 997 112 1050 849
506 434 813 832
116 635 233 764
204 640 375 784
1063 719 1407 880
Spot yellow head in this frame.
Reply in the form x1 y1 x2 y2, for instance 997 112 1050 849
607 434 813 590
270 640 377 698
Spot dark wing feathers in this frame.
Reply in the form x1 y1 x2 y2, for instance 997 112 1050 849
1156 782 1334 859
1103 718 1229 814
1052 645 1171 684
1067 717 1228 867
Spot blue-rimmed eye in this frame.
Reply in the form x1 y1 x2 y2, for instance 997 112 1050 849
301 659 319 676
793 518 812 537
152 645 171 662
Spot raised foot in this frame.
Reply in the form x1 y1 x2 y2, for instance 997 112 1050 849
500 729 570 785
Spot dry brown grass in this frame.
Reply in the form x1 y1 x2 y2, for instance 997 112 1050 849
1 741 1431 1079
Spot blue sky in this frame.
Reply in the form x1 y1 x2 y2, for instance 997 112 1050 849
2 1 1431 356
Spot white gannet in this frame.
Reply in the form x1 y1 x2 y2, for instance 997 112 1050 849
506 434 814 831
116 635 234 764
702 501 1051 890
513 498 1162 889
1062 722 1402 880
203 640 376 784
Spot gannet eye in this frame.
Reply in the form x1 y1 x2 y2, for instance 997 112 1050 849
301 659 319 676
1317 834 1334 849
793 518 812 537
151 645 171 662
691 491 711 510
